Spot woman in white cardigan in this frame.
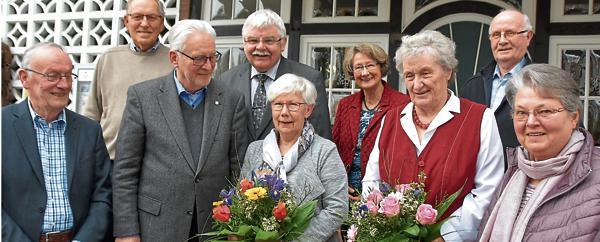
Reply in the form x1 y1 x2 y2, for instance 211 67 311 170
240 73 348 242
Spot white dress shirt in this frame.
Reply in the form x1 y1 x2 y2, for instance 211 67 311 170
363 91 504 241
250 59 280 103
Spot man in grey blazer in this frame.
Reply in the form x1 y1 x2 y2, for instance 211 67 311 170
217 9 331 141
2 43 112 242
112 20 248 242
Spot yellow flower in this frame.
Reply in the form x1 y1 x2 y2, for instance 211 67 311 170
212 200 223 206
244 187 267 200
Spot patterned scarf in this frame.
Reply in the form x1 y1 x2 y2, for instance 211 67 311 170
259 121 315 181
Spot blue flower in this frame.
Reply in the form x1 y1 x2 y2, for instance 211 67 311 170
412 189 422 197
379 182 391 193
269 189 282 202
220 188 235 201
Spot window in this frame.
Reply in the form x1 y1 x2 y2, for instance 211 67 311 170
549 35 600 145
299 34 389 123
551 0 600 22
202 0 291 25
303 0 390 23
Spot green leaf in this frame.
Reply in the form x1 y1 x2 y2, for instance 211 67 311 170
235 225 253 237
255 229 279 242
423 222 443 242
403 225 420 237
282 200 317 240
381 233 410 242
435 186 464 221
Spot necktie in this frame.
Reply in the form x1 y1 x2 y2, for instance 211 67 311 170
252 74 269 130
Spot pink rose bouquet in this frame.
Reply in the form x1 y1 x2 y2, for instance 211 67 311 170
346 171 462 242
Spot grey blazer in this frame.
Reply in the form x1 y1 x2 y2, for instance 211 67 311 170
112 72 249 241
240 135 348 242
217 57 332 141
2 101 112 242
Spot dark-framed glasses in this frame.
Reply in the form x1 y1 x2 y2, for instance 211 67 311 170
244 36 282 46
352 63 378 73
512 107 565 121
272 102 307 112
127 14 163 22
489 30 529 40
177 50 222 66
22 68 78 82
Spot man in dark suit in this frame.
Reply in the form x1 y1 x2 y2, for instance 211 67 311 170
2 43 112 242
217 9 331 141
112 20 248 242
461 9 533 160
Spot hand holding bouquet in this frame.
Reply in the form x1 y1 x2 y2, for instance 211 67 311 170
346 172 461 242
206 173 317 242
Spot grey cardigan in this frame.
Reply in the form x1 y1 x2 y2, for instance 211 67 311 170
240 135 348 242
478 128 600 241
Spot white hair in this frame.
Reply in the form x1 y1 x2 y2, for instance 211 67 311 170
168 19 216 51
242 9 286 37
127 0 166 17
267 73 317 105
394 30 458 79
21 42 66 69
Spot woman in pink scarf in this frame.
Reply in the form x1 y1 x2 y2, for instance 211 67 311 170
478 64 600 241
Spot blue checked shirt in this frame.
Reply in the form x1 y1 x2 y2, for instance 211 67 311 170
29 102 74 233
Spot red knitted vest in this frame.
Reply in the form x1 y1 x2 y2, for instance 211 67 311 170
378 98 485 219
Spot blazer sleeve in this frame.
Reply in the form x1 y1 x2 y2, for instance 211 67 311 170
230 92 249 179
309 71 332 140
2 209 33 242
73 123 112 241
299 142 348 241
112 86 146 237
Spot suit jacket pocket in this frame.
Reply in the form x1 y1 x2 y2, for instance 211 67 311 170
138 195 161 216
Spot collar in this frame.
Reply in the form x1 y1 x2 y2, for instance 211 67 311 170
250 58 281 80
493 57 527 79
400 90 460 130
173 70 208 95
28 100 67 126
129 40 161 53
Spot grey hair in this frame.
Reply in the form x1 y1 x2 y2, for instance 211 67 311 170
488 9 533 34
394 30 458 79
126 0 166 17
242 9 286 37
20 42 66 69
168 19 216 51
267 73 317 105
506 64 582 115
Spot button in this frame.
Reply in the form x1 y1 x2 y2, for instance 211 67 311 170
417 160 425 167
194 178 200 183
186 211 193 215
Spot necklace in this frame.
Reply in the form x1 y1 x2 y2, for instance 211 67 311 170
363 97 381 112
412 108 430 129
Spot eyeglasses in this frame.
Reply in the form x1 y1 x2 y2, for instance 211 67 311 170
512 107 565 121
127 14 163 22
489 30 529 40
352 63 378 73
177 50 222 66
244 37 282 46
272 102 307 112
23 68 78 82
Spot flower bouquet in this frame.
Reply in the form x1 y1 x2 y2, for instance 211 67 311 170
205 173 317 242
346 172 461 242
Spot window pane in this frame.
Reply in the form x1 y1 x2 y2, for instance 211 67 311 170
562 49 586 95
595 0 600 14
415 0 438 11
333 47 352 88
231 47 247 66
359 0 378 16
588 100 600 146
313 0 333 17
214 48 231 76
564 0 589 15
234 0 255 19
331 91 351 123
312 47 332 87
591 50 600 96
336 0 355 16
211 0 232 20
259 0 280 15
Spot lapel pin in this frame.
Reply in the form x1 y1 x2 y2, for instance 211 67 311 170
215 100 220 105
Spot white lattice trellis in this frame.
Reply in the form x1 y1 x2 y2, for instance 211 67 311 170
1 0 179 100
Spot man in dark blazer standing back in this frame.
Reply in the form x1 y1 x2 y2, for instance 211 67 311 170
2 43 112 242
217 9 331 141
112 20 248 242
461 9 533 162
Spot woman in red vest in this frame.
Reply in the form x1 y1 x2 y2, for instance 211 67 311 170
332 43 409 201
362 30 504 241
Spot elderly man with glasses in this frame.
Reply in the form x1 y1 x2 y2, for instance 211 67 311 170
461 9 534 167
83 0 172 163
2 42 112 242
112 19 248 242
217 9 331 142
